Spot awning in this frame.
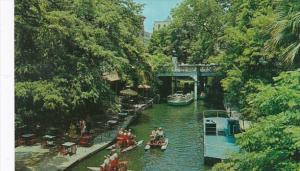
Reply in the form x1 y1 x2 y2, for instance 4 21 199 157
138 84 151 89
102 71 120 82
120 89 138 96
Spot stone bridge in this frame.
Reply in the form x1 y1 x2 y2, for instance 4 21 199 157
157 58 220 100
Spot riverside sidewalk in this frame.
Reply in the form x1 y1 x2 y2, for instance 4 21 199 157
16 115 135 171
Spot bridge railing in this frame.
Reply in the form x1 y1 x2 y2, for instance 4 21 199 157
176 64 218 73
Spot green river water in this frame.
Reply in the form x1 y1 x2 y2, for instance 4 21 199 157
71 100 222 171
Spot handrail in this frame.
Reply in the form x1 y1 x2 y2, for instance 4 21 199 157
202 110 228 118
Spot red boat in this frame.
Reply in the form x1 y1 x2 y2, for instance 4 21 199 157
145 138 168 150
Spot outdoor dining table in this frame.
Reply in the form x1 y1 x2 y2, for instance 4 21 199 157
22 133 35 138
111 116 119 120
118 112 128 117
62 142 77 155
106 120 118 129
107 120 118 125
21 134 36 145
42 135 56 147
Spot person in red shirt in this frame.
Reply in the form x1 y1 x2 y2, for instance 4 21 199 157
123 130 129 147
117 128 124 147
127 129 136 146
109 152 119 171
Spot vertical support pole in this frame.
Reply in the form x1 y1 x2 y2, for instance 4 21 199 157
171 77 175 94
194 75 198 100
174 77 177 92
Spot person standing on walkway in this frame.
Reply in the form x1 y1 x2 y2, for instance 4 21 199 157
80 119 86 136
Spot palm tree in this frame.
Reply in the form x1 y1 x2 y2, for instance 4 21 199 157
269 3 300 64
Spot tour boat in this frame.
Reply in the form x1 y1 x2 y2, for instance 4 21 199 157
87 160 132 171
167 92 194 106
121 140 143 152
145 138 168 151
87 167 133 171
87 167 132 171
107 140 143 152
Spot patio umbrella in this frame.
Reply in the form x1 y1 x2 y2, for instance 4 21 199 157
138 84 151 89
120 89 138 96
138 84 151 97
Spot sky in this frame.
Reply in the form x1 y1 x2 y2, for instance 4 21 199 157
133 0 183 33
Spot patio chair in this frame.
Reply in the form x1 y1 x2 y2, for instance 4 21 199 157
17 138 25 146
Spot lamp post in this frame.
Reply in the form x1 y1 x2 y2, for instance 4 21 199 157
172 50 178 71
171 50 177 94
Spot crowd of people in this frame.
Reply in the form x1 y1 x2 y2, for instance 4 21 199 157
116 128 136 148
99 151 123 171
150 127 165 144
99 128 137 171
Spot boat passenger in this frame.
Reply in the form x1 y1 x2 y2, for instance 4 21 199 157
150 130 156 138
99 163 105 171
103 155 110 171
113 153 119 161
157 127 164 140
118 128 124 136
115 144 121 155
128 129 132 138
154 128 160 141
112 153 119 170
123 130 129 147
117 129 125 147
128 129 136 145
109 153 117 171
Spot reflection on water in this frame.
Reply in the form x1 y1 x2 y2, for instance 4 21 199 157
71 100 222 171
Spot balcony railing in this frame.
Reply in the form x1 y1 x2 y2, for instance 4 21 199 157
175 64 218 73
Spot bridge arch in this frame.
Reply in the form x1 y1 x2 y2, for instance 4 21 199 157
157 62 220 100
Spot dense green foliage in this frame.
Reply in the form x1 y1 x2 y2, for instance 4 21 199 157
15 0 150 128
212 113 300 171
213 0 300 170
15 0 300 169
216 0 300 109
148 0 225 63
212 71 300 170
148 0 300 170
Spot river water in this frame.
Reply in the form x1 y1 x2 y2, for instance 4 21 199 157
71 100 222 171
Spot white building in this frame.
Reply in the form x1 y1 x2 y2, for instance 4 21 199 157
153 17 171 32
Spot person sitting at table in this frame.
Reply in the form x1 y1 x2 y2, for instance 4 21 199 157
81 120 87 136
79 120 83 136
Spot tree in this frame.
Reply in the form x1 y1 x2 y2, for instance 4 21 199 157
210 0 289 108
212 111 300 171
242 70 300 120
148 0 224 63
268 0 300 64
212 70 300 170
15 0 150 128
